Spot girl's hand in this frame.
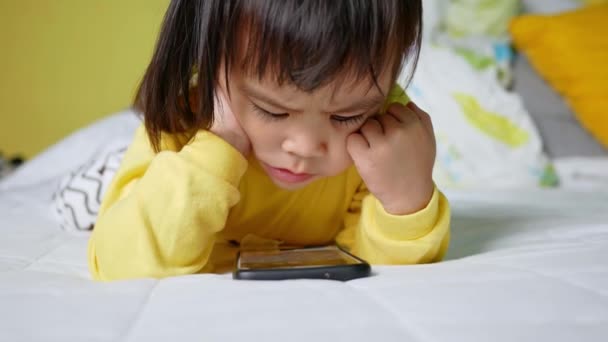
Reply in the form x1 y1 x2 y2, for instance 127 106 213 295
209 89 251 157
346 102 436 215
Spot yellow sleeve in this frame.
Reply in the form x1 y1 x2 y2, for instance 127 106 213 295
88 126 248 281
336 182 451 265
335 83 450 264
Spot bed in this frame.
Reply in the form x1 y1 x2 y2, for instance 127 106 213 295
2 4 608 342
1 116 607 341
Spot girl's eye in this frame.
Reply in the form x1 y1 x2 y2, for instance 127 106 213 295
251 103 288 121
330 114 366 126
251 101 366 126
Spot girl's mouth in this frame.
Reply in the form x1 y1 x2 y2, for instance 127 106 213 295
261 162 314 184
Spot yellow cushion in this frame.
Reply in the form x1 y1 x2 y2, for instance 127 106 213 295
581 0 608 5
510 4 608 148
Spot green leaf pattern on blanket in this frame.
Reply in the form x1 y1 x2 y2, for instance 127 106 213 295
446 0 519 37
453 92 529 148
454 48 495 70
539 164 559 187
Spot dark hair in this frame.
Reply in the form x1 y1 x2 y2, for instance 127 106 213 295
135 0 423 152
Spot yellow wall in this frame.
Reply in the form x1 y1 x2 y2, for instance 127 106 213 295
0 0 170 158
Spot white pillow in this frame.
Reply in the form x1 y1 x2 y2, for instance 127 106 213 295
53 140 130 233
422 0 446 41
401 44 557 189
521 0 581 13
425 0 518 88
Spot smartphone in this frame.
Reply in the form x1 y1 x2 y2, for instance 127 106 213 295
233 245 371 281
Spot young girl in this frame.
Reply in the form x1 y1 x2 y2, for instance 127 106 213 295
88 0 450 281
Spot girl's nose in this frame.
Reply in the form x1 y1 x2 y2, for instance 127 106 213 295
281 131 327 158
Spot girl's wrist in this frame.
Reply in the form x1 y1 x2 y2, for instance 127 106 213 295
380 179 434 215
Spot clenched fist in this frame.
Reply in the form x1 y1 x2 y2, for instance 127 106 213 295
347 102 436 215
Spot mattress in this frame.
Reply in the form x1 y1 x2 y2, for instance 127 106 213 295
1 113 607 341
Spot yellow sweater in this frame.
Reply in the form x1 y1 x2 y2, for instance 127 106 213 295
88 88 451 281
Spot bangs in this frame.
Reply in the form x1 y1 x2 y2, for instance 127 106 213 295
224 0 422 92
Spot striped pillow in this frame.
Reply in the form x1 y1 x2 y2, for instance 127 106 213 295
53 141 128 232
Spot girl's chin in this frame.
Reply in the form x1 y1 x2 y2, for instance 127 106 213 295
268 176 318 190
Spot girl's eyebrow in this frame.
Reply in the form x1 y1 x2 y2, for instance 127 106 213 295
240 83 385 114
329 94 385 114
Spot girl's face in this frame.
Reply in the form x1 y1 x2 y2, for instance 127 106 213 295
218 68 393 190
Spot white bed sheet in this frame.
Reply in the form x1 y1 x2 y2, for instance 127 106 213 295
1 112 607 342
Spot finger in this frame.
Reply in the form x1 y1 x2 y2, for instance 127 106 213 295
387 102 420 125
406 101 419 113
419 111 435 136
360 117 384 142
408 102 427 120
346 132 370 157
385 103 405 123
408 102 435 134
377 112 401 134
